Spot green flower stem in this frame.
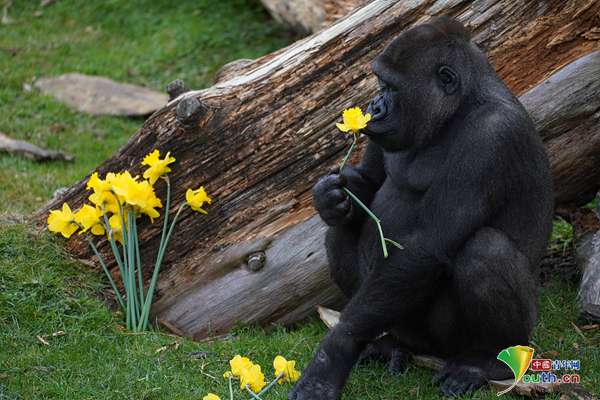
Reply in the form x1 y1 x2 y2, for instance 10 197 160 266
101 210 126 287
339 132 358 172
138 204 185 331
384 237 404 250
229 376 234 400
342 187 388 258
256 372 284 397
133 216 144 309
127 210 139 328
116 203 133 329
86 238 125 310
245 386 264 400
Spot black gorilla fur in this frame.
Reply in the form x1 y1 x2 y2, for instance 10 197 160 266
290 17 554 399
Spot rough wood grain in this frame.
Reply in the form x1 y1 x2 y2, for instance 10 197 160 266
38 0 600 340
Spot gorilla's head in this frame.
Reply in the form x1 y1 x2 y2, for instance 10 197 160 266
365 17 478 151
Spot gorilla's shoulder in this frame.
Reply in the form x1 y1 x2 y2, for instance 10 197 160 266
460 102 535 148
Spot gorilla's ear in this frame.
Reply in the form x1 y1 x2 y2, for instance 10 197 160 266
437 65 460 95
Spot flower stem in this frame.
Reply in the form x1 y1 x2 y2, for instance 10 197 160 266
133 215 144 309
127 210 138 329
229 376 234 400
342 187 389 258
384 237 404 250
138 204 185 331
245 385 264 400
101 209 126 286
86 238 125 310
257 372 284 397
339 133 358 172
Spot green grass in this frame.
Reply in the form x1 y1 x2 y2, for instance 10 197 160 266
0 1 598 399
1 223 598 399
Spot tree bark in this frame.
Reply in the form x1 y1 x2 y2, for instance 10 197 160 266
38 0 600 340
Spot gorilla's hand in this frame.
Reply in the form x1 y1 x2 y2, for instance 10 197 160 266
313 172 352 226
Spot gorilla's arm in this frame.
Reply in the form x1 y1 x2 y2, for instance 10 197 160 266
313 139 386 228
340 140 386 225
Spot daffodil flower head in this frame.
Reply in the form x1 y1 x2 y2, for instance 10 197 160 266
273 355 301 384
110 171 162 221
229 355 253 377
87 172 120 214
186 186 212 214
108 211 129 244
336 106 372 134
47 203 79 238
74 204 105 236
239 363 266 393
203 394 220 400
142 150 176 185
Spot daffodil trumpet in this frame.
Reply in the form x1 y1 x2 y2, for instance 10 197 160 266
47 150 212 332
336 107 403 258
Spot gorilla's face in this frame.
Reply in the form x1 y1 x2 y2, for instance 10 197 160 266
364 22 469 152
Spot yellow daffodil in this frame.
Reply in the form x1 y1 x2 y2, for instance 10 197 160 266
74 204 105 236
142 150 176 184
229 355 253 377
108 212 128 244
239 363 266 393
202 394 220 400
47 203 79 238
273 355 301 384
186 186 211 214
87 172 120 214
110 172 162 221
336 107 371 133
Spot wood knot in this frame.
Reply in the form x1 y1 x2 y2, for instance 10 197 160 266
246 252 266 272
166 79 188 100
176 97 207 129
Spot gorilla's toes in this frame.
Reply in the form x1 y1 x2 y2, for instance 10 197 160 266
288 378 340 400
388 349 410 374
358 335 410 374
433 364 485 397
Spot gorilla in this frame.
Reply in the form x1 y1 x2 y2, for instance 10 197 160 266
290 16 554 399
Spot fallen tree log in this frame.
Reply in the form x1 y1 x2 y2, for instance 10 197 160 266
39 0 600 340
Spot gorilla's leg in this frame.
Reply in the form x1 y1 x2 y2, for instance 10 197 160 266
433 227 537 397
289 260 443 400
325 227 364 298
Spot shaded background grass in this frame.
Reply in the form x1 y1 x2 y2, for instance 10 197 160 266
0 1 598 399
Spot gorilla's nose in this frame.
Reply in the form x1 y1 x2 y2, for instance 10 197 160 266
367 95 386 121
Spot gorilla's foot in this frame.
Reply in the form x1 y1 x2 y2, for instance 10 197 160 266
359 335 411 374
288 375 340 400
433 362 486 397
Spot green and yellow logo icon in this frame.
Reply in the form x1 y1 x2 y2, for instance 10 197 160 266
496 345 534 396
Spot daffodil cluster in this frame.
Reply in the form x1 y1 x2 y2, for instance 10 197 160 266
217 354 300 399
47 150 212 332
